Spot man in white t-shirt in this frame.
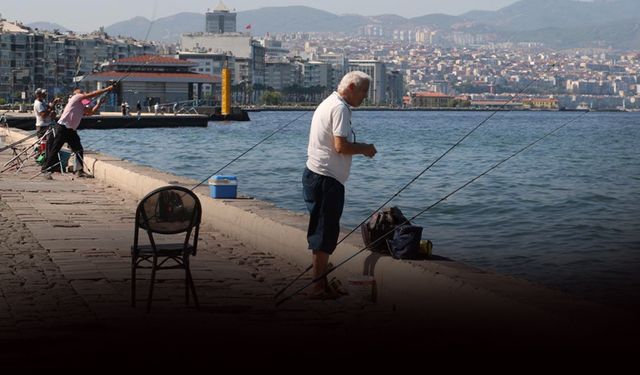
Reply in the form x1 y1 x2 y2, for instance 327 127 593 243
303 71 377 299
33 88 59 140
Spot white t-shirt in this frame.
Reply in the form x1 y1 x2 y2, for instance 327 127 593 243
306 92 353 185
33 99 48 127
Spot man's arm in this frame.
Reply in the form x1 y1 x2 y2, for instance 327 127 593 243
83 85 114 100
334 136 377 158
35 98 60 117
83 97 105 116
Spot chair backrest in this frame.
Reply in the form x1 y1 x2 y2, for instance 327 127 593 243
136 185 202 235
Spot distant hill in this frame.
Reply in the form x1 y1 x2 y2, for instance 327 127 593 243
96 0 640 48
236 6 369 35
462 0 640 30
510 18 640 50
409 14 466 29
27 22 69 33
104 13 203 42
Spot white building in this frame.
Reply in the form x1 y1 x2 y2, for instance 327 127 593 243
180 32 265 86
347 59 386 105
303 61 331 88
177 51 234 100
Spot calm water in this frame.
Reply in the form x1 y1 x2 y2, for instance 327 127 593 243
83 111 640 312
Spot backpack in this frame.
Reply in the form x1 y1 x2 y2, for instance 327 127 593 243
387 224 423 260
361 206 410 254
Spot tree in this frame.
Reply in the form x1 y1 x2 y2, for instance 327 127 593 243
262 91 282 105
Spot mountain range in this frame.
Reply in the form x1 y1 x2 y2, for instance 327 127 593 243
27 0 640 49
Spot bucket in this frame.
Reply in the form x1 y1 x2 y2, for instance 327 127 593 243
347 275 376 303
58 150 71 172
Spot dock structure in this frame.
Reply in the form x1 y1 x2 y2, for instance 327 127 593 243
1 112 209 130
0 127 637 367
209 58 250 122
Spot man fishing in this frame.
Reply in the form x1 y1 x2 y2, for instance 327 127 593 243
302 71 377 299
41 84 114 179
33 88 59 140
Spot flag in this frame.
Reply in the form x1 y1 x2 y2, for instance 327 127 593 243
245 24 251 30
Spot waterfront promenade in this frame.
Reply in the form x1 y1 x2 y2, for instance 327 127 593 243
1 130 638 368
0 145 400 368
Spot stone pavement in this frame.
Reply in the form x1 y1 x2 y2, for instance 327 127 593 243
0 147 398 369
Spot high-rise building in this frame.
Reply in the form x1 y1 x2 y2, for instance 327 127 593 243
348 59 386 105
205 2 237 34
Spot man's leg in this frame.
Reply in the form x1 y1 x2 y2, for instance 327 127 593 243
42 125 64 173
312 250 330 293
65 130 84 173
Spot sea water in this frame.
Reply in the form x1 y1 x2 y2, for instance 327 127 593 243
83 110 640 312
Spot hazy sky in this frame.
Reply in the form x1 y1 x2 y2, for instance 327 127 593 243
2 0 519 32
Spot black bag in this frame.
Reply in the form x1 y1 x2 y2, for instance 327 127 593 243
387 224 423 260
361 206 410 254
156 190 186 222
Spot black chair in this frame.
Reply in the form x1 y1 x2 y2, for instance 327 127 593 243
131 185 202 312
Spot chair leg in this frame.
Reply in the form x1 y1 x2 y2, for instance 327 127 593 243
131 256 137 307
187 267 199 309
147 256 158 313
185 263 190 306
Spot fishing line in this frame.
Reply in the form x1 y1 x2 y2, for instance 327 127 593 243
275 109 590 306
190 111 310 190
274 63 559 299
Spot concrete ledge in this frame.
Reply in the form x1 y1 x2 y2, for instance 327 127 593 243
1 128 623 324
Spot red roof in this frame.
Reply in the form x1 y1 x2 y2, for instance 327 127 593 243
86 71 218 83
114 55 194 65
414 92 453 98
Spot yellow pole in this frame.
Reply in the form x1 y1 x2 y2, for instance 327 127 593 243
221 66 231 116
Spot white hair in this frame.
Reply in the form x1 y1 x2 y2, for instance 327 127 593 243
337 71 371 94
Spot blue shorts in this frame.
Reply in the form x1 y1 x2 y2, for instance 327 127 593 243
302 167 345 254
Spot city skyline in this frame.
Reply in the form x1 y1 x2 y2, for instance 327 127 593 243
4 0 521 32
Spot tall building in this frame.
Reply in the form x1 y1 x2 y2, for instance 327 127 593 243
206 2 237 34
177 51 235 101
181 33 265 88
347 59 386 105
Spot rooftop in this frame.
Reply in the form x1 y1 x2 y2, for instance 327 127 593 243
113 55 195 66
0 20 29 33
213 1 231 13
85 71 218 83
414 92 453 98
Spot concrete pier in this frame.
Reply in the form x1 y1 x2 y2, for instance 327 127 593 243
2 112 209 130
0 128 637 368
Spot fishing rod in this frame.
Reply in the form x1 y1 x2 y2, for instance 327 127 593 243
274 63 559 299
28 3 159 179
275 109 590 306
0 133 38 154
1 5 159 159
111 7 158 87
116 110 311 225
41 107 310 182
190 111 310 191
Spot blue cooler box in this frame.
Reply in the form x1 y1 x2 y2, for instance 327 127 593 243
209 175 237 198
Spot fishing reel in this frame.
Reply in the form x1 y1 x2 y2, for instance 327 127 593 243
107 80 121 91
